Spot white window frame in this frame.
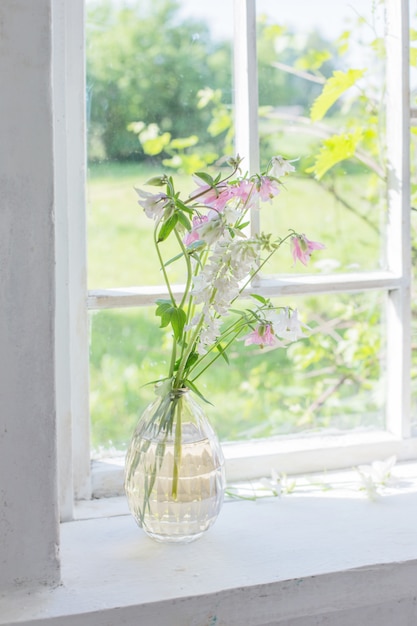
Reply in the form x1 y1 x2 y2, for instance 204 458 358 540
56 0 416 516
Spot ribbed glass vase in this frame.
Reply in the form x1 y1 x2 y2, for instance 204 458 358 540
124 387 225 543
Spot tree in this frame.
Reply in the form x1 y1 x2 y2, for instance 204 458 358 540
86 0 231 161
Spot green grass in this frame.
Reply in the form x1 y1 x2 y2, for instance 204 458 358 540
87 162 384 288
87 161 386 453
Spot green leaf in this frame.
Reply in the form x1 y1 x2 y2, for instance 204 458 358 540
410 47 417 68
156 302 186 338
164 251 185 267
295 49 331 71
159 311 172 328
307 129 363 179
194 171 214 186
155 300 173 327
177 211 192 232
155 299 172 314
337 30 350 56
169 135 199 150
184 380 213 405
141 132 171 156
184 352 199 370
310 69 366 122
157 213 178 242
263 24 286 40
170 307 186 341
370 38 385 59
174 199 193 214
229 308 247 317
216 343 229 364
208 111 232 137
250 293 268 305
144 176 166 187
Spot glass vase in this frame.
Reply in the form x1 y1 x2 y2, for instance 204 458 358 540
124 387 226 543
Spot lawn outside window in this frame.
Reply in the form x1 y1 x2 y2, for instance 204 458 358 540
57 0 416 517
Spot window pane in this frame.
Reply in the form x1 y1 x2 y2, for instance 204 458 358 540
255 0 387 275
90 291 385 456
86 0 233 288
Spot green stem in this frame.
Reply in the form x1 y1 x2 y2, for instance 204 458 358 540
172 396 182 499
154 217 177 306
173 314 206 388
174 228 193 311
234 231 295 299
188 318 251 383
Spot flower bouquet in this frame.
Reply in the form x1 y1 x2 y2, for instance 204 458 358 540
124 155 324 543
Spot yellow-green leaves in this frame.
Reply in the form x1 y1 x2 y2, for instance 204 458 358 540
208 111 232 137
141 132 171 156
295 49 332 72
169 136 199 150
310 69 366 122
307 129 363 179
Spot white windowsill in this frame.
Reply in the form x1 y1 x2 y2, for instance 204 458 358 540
1 463 417 625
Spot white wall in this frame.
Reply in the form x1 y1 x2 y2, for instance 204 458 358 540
0 0 60 590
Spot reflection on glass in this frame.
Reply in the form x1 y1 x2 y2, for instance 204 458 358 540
90 291 385 456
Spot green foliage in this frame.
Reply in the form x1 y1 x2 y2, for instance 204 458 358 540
256 19 337 111
129 121 220 173
295 49 332 72
308 128 364 179
310 69 366 122
86 0 231 161
90 296 383 450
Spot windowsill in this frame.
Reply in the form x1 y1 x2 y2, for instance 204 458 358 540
2 463 417 625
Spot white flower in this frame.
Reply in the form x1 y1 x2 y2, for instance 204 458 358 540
269 155 296 179
356 455 397 500
135 188 169 220
195 314 223 355
269 308 306 342
229 239 259 276
191 274 209 296
195 213 226 245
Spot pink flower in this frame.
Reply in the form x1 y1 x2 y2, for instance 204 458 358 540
244 324 280 348
189 176 230 211
291 234 325 266
228 179 258 208
256 176 281 202
183 215 209 246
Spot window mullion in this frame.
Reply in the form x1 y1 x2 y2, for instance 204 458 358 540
53 0 74 522
233 0 260 236
385 0 411 437
67 0 92 501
